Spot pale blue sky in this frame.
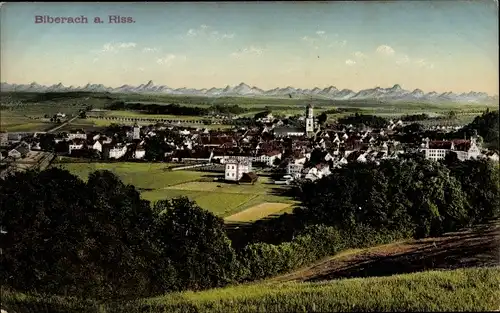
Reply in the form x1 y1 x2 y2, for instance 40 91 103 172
1 1 498 94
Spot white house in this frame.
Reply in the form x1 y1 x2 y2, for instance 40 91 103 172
303 163 331 181
68 139 85 154
134 147 146 159
484 151 499 162
257 150 282 166
8 142 30 159
109 144 128 159
68 130 87 141
225 159 252 182
287 163 304 176
92 140 103 152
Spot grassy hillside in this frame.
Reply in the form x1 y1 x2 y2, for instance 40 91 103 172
3 267 499 313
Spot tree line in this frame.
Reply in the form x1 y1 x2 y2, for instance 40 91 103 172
108 102 255 116
337 113 389 128
1 155 498 300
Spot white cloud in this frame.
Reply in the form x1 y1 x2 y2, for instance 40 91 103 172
156 54 187 67
302 36 316 43
185 25 235 40
376 45 395 56
396 54 410 65
354 51 366 58
138 67 145 72
414 58 435 69
142 47 159 53
118 42 136 49
345 59 356 66
94 42 137 54
230 46 264 58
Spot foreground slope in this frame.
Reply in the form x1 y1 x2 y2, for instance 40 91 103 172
3 267 499 312
274 219 500 283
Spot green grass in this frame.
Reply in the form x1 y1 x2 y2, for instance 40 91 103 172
53 163 202 189
54 162 294 217
3 267 499 312
0 121 53 132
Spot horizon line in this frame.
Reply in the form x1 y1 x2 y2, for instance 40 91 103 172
1 81 497 97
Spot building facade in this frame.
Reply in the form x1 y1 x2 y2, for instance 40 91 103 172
225 159 252 182
421 136 482 161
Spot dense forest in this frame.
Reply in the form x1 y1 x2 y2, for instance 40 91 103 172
108 102 256 116
1 156 498 300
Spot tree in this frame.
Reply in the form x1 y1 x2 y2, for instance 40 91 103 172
443 151 459 165
462 110 499 148
0 168 159 299
403 123 425 134
317 112 328 125
273 157 281 166
447 159 500 224
151 197 241 291
0 169 92 296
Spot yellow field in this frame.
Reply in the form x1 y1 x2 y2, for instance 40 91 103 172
224 202 292 222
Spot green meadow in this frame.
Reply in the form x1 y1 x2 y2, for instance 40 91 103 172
53 162 296 217
3 267 499 312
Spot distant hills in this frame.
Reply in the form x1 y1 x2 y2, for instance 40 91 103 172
1 81 498 103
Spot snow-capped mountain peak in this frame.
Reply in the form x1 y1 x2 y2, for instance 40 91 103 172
0 81 496 103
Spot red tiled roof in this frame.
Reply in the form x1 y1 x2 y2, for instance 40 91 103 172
200 136 234 146
428 141 452 149
452 140 471 151
265 150 281 157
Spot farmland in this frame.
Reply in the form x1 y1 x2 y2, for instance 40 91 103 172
225 202 292 222
53 162 296 217
1 91 496 132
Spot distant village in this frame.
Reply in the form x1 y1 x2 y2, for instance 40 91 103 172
1 105 498 182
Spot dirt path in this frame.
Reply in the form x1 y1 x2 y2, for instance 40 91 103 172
273 219 500 283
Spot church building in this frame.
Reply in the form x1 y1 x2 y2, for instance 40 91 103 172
273 104 318 138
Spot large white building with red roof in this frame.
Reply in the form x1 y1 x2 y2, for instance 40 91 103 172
421 136 482 161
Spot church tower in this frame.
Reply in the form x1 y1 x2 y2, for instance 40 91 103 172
133 122 141 140
305 104 314 137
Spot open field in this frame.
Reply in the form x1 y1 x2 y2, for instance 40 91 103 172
54 162 296 217
53 117 233 131
225 202 292 222
2 91 495 132
3 267 499 312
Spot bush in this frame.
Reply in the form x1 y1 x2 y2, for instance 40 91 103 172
238 224 407 281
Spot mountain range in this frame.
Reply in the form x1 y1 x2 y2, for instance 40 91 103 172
1 81 497 103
